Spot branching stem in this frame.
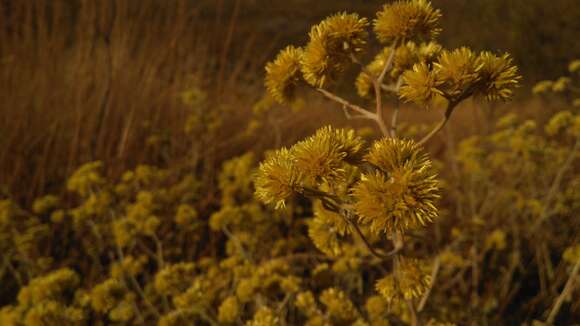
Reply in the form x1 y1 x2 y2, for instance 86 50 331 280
316 88 374 119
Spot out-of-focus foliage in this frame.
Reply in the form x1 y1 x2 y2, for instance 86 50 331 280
2 107 576 323
533 59 580 107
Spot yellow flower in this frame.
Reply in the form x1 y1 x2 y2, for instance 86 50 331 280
475 52 521 101
154 263 196 296
158 309 198 326
24 301 85 326
569 59 580 73
292 126 364 183
484 229 507 251
108 294 135 322
246 306 279 326
374 0 441 43
308 215 344 257
375 258 431 302
110 255 148 279
17 268 80 305
552 77 571 92
314 201 351 235
175 204 198 227
255 148 302 209
355 47 391 97
218 296 240 323
90 279 126 313
265 46 304 104
236 278 259 303
302 12 369 87
400 62 444 106
435 47 482 98
365 295 388 321
545 111 574 136
173 278 209 309
66 161 106 197
563 244 580 264
532 80 553 94
319 288 358 322
296 291 319 317
112 218 138 248
354 138 439 235
417 41 442 63
32 195 60 215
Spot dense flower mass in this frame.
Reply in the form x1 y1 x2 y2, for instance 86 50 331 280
255 127 364 208
301 12 369 87
374 0 441 43
265 46 304 104
354 138 439 234
356 41 443 98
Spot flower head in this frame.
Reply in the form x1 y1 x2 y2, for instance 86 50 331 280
292 126 364 183
399 62 444 106
254 148 301 209
475 52 521 101
154 263 196 296
374 0 441 43
319 288 359 322
434 47 482 98
302 12 369 87
375 258 431 302
353 138 439 235
265 46 304 104
308 214 345 257
246 306 279 326
218 296 240 323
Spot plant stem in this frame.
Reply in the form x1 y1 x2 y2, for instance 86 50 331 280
114 238 161 319
417 100 459 146
348 220 402 260
316 88 375 119
531 137 579 231
377 41 398 86
418 256 441 312
546 260 580 324
223 226 253 262
373 42 397 137
390 104 400 138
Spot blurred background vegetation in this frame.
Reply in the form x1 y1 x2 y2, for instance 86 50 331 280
1 0 578 202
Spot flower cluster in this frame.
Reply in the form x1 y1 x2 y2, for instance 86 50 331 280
354 138 439 235
374 0 442 43
400 48 521 105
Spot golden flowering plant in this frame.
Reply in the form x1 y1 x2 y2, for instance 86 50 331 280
259 1 521 324
12 1 580 325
